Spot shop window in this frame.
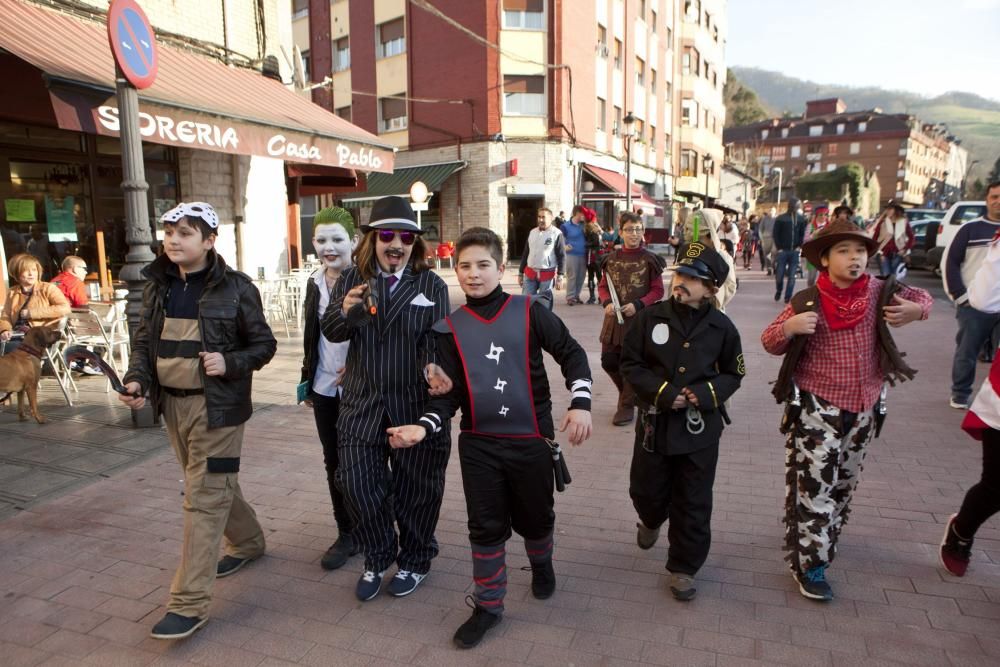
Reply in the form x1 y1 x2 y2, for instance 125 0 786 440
333 37 350 72
377 18 405 59
379 97 407 132
502 0 544 30
503 75 545 116
0 122 83 152
335 105 352 122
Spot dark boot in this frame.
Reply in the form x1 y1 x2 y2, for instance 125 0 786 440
586 285 597 305
321 532 360 571
453 596 501 649
612 384 635 426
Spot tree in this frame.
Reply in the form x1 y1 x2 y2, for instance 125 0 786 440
969 178 986 199
987 156 1000 185
724 74 769 128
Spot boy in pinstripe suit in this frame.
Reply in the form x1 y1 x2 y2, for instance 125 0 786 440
389 227 593 649
321 196 454 602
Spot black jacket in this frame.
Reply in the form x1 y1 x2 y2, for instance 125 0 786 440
123 250 277 429
772 212 807 251
621 298 744 454
300 272 323 389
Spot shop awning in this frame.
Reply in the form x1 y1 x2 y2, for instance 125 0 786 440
580 163 656 210
0 0 394 173
341 161 467 207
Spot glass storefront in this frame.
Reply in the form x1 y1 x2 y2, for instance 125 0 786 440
0 121 178 281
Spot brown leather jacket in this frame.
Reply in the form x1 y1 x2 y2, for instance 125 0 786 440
0 281 71 333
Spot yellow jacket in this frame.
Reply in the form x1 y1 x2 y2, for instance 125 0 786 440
0 281 71 332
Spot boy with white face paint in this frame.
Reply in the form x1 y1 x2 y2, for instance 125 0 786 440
301 207 360 571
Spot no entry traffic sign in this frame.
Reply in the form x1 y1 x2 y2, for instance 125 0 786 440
107 0 158 89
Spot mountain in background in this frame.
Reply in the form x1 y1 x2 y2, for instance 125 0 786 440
728 66 1000 184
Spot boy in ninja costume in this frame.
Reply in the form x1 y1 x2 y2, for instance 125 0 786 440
389 227 593 649
762 219 932 601
621 243 744 601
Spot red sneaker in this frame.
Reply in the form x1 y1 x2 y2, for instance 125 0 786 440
939 514 973 577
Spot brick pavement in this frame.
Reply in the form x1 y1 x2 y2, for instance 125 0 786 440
2 267 998 666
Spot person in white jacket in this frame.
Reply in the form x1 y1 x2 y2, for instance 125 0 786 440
939 229 1000 577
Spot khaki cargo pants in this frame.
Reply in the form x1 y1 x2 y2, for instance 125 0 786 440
163 394 265 618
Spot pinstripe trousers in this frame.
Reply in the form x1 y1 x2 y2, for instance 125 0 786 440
337 418 451 574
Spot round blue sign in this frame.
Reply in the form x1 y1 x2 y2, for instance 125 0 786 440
107 0 158 89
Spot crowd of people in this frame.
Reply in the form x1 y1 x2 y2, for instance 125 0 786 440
3 182 993 650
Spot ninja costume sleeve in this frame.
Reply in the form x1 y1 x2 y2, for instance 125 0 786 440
418 325 464 434
620 310 683 410
530 301 592 410
686 320 745 411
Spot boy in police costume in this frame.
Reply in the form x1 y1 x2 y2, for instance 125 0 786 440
621 243 744 601
119 202 276 640
388 227 593 649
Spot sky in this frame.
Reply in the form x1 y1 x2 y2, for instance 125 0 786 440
725 0 1000 102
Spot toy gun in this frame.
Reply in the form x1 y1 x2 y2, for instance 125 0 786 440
605 274 625 325
874 382 888 438
779 383 802 435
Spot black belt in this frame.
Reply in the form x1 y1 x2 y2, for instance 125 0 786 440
162 386 205 397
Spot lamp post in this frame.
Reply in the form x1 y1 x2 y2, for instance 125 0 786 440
703 153 714 205
409 180 429 229
623 111 636 213
772 166 784 207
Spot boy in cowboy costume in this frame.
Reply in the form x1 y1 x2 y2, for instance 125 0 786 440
762 219 933 601
388 227 593 649
621 243 744 602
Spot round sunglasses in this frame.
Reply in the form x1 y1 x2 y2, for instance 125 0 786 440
377 229 416 246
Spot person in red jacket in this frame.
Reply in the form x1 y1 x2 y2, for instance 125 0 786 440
50 255 89 308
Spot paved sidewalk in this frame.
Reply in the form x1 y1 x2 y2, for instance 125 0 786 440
2 268 999 666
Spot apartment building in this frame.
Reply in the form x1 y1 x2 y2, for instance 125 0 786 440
292 0 728 255
724 98 968 209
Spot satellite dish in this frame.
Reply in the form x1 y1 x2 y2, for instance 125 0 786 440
292 44 306 89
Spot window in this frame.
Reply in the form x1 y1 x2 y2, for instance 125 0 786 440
299 49 310 81
849 142 860 155
663 131 671 156
335 105 352 122
681 149 697 176
333 36 350 72
596 97 606 131
597 25 608 57
635 58 645 87
827 143 838 155
638 0 646 17
503 75 545 115
614 106 622 134
650 124 656 146
650 9 657 30
502 0 544 29
681 99 698 127
292 0 308 18
836 123 845 135
650 69 656 93
614 39 623 70
684 0 701 24
781 128 789 138
634 119 645 142
682 47 699 75
772 146 786 160
379 96 407 132
761 129 769 139
827 163 836 172
665 27 672 49
790 145 801 158
809 125 823 137
858 121 867 132
377 18 405 58
807 143 822 154
665 80 672 98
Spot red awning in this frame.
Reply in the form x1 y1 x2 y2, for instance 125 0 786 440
581 163 656 210
0 0 394 173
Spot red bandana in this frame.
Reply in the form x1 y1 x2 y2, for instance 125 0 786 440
816 272 871 331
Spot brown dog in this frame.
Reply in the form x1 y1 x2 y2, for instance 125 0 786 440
0 326 63 423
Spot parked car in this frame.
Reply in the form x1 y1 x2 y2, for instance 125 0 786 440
904 208 945 224
927 201 988 275
904 219 933 270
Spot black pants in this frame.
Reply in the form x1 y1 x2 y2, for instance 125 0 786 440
310 392 354 536
337 422 451 573
586 263 599 297
955 428 1000 538
629 438 718 575
459 433 554 545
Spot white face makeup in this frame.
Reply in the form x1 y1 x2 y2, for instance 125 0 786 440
312 223 353 273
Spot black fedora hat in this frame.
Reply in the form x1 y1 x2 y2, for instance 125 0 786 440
361 196 423 234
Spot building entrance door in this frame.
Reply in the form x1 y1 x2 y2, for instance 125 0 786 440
506 197 543 260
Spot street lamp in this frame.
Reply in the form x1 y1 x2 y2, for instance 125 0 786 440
703 153 714 204
772 166 784 207
623 111 636 212
409 180 429 229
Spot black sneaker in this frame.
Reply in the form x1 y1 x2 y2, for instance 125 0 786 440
216 555 256 578
636 522 660 550
355 569 385 601
523 561 556 599
453 596 501 649
668 572 697 601
321 533 360 571
774 290 781 302
150 612 207 640
939 513 973 577
795 565 834 601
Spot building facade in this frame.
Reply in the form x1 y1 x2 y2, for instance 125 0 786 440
724 98 968 210
292 0 727 256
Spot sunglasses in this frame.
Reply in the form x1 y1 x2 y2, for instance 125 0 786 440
377 230 416 246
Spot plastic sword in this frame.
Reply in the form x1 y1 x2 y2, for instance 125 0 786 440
605 274 625 325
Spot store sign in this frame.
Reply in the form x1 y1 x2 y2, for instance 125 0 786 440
50 89 394 173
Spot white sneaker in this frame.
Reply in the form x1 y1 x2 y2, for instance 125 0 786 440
949 398 970 410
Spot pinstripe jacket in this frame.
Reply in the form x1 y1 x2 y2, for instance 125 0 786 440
321 264 451 443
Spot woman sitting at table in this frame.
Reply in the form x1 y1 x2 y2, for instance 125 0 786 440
0 253 71 355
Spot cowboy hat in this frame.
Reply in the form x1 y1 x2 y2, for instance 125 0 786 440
801 218 878 268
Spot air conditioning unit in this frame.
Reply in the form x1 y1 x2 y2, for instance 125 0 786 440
596 44 609 57
384 116 407 132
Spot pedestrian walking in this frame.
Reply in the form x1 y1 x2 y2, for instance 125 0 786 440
584 213 603 305
771 198 807 303
940 228 1000 577
871 202 914 278
300 206 360 571
740 217 754 269
387 227 593 649
518 207 565 309
621 243 744 601
759 207 776 273
118 202 277 639
562 205 589 305
803 204 831 287
761 219 932 602
321 196 453 602
943 181 1000 410
717 215 739 257
597 212 665 426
